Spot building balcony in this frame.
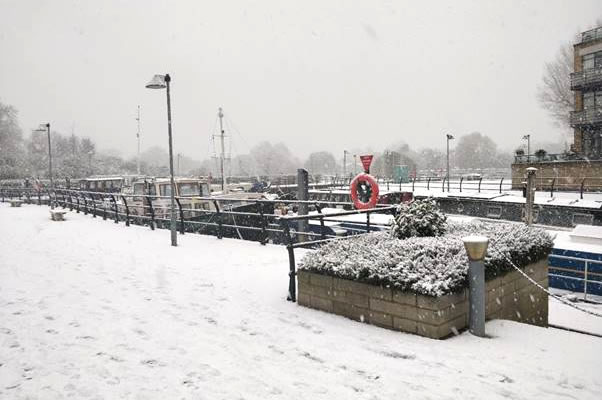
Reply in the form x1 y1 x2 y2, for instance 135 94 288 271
570 66 602 90
580 27 602 44
570 107 602 127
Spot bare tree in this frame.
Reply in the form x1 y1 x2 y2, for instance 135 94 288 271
536 41 574 128
537 20 602 127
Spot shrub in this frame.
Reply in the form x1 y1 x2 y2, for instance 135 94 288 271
535 149 547 160
390 197 447 240
299 220 553 297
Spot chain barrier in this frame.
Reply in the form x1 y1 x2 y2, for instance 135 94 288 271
488 245 602 318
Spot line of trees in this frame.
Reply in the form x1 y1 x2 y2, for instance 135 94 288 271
1 99 513 181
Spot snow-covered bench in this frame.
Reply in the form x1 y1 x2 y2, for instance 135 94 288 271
50 210 67 221
10 199 23 207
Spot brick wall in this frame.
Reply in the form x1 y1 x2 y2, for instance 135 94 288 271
298 259 548 339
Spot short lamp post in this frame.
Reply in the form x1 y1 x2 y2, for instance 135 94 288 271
462 235 489 337
446 133 454 192
146 74 177 247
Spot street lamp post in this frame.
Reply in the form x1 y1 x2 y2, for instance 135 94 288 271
146 74 177 247
522 134 531 163
353 154 358 175
35 123 53 209
446 133 454 192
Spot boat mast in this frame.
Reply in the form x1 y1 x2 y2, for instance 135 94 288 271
218 107 227 192
136 105 141 175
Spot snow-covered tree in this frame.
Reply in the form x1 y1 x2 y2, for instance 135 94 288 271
0 100 26 178
454 132 499 170
304 151 337 176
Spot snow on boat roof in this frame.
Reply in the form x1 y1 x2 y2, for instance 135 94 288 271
84 176 125 181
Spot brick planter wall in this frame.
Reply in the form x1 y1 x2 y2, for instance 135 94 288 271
298 258 548 339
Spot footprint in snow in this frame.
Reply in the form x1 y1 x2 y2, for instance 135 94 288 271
140 359 165 367
379 350 416 360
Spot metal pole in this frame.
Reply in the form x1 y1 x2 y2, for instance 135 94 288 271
165 74 177 247
583 260 589 300
343 150 347 179
46 123 54 210
446 135 450 192
136 105 141 175
218 107 227 192
297 169 309 242
468 260 486 337
525 167 536 225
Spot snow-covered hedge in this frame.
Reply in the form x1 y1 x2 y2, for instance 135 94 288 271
298 221 553 297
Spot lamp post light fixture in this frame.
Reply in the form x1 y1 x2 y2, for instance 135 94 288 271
462 235 489 337
522 134 531 163
446 133 454 192
35 123 53 209
146 73 177 247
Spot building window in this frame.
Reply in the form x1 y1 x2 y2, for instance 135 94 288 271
582 51 602 70
583 90 602 109
584 92 594 109
584 53 594 69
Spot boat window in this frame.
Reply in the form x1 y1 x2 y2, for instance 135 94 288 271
159 184 172 197
133 184 144 195
200 183 210 196
133 183 144 202
178 183 200 196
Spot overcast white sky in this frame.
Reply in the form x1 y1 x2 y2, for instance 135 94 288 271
1 0 600 160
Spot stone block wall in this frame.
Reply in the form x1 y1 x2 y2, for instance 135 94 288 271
298 259 548 339
511 160 602 191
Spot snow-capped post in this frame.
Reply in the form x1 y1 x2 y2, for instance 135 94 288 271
462 235 489 338
297 169 309 242
525 167 537 225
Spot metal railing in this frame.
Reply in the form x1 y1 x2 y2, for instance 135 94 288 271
0 187 397 245
277 206 399 302
570 107 602 126
581 27 602 44
549 253 602 300
307 175 602 199
512 153 588 163
570 66 602 90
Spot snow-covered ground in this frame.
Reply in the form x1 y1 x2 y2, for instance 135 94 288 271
1 203 602 399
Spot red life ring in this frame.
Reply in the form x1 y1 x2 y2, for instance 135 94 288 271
350 173 380 209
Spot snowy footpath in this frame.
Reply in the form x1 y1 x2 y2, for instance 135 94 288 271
1 203 601 399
